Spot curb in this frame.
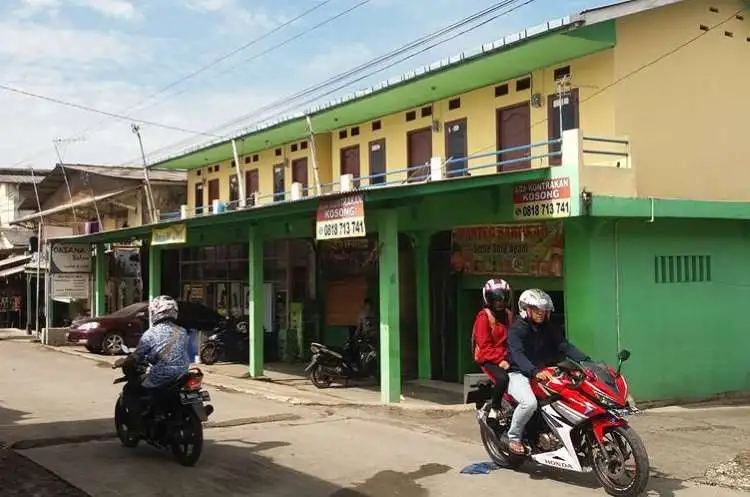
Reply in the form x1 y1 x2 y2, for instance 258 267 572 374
40 344 473 414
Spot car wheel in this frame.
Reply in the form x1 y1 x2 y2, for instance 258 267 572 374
102 333 125 355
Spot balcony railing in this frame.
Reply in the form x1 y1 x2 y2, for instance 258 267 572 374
160 130 629 222
582 135 630 168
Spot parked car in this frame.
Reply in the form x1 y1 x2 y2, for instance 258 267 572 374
67 300 223 355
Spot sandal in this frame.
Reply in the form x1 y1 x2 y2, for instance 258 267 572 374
508 440 525 455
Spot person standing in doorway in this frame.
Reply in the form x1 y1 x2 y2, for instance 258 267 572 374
472 279 514 421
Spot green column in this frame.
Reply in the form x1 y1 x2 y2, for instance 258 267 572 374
148 244 162 300
414 232 431 380
378 210 401 403
248 226 264 377
95 243 106 317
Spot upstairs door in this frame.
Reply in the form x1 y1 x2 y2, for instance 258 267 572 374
291 158 309 196
368 139 386 186
207 179 220 211
407 127 432 182
445 119 468 177
340 145 361 188
496 102 531 172
245 169 259 206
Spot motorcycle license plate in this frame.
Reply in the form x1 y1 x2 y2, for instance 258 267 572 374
180 391 210 404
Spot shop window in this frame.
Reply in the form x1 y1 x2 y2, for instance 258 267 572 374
547 88 580 166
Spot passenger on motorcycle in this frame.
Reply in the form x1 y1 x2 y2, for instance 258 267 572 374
123 295 191 435
472 279 514 421
505 288 589 455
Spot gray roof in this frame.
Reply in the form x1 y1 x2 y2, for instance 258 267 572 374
62 164 186 182
0 168 49 184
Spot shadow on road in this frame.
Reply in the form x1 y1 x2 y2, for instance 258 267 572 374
0 403 32 428
331 463 452 497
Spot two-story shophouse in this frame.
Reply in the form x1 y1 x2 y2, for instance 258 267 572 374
55 0 750 404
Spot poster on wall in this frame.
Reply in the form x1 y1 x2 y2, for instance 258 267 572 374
451 222 564 277
50 244 91 273
51 273 90 300
513 177 571 221
315 193 366 241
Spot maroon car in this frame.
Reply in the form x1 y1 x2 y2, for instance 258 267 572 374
67 300 223 355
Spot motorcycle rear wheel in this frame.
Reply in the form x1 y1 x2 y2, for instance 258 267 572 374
199 343 220 365
592 425 650 497
479 422 524 469
310 364 332 389
114 398 139 448
171 411 203 467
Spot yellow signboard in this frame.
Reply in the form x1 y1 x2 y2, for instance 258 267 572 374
152 224 187 246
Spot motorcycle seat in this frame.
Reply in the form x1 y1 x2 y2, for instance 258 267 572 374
310 342 344 359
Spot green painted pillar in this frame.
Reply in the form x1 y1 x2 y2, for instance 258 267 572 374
414 232 431 380
95 244 106 317
378 210 401 403
148 244 162 300
248 226 264 377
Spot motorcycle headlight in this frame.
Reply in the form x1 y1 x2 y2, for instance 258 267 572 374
208 334 218 340
593 391 621 410
77 322 100 331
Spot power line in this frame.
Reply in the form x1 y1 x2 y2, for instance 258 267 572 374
0 82 226 139
134 0 536 165
7 0 343 167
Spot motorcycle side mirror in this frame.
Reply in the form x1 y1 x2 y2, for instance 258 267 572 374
616 349 631 375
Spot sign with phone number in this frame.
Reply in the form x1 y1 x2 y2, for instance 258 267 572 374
316 193 367 241
513 177 571 221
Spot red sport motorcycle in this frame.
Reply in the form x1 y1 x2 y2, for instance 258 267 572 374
466 349 649 497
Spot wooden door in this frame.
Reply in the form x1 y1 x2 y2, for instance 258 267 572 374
368 139 386 185
547 89 580 166
407 127 432 182
245 169 259 206
207 179 220 211
496 102 531 171
194 183 204 214
340 145 361 188
444 119 468 177
291 157 309 195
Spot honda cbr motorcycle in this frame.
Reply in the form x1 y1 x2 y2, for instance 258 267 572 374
466 350 649 497
112 345 215 466
305 333 378 388
199 320 249 365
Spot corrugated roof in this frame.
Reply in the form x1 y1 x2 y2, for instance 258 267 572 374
62 164 186 182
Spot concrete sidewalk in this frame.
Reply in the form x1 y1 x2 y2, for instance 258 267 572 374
45 343 472 412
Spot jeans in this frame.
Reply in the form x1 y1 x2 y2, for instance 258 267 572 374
506 372 538 442
481 363 510 410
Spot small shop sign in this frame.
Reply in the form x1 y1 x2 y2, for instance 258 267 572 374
51 273 90 300
316 194 366 241
451 222 564 277
50 244 91 273
513 177 571 221
152 223 187 246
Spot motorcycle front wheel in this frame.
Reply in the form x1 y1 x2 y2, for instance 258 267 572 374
592 425 650 497
199 343 220 365
114 398 139 448
171 410 203 467
309 364 332 389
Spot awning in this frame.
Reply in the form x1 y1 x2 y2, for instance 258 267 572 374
11 188 137 225
0 254 31 269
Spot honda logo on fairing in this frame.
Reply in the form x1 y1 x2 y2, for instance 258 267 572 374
538 456 575 470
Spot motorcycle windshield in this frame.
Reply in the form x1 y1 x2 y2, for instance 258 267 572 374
582 361 618 391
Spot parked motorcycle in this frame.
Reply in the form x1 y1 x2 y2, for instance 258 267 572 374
199 320 249 365
466 349 649 497
305 332 378 388
112 345 215 466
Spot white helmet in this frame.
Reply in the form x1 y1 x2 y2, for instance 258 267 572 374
150 295 179 323
518 289 554 320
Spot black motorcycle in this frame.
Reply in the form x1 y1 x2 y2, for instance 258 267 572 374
305 332 378 388
199 320 248 365
112 346 215 466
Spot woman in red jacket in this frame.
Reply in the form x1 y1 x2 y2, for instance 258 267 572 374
472 278 513 418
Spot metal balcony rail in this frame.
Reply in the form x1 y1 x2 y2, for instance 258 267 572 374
582 136 630 167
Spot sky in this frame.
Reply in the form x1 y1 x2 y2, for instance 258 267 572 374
0 0 602 169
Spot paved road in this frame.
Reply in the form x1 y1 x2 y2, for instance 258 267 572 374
0 339 744 497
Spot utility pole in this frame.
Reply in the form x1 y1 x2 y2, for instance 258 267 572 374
131 124 157 224
29 166 43 337
305 116 322 196
52 137 85 226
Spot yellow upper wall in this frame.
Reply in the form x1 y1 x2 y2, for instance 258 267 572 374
185 50 617 211
611 0 750 201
